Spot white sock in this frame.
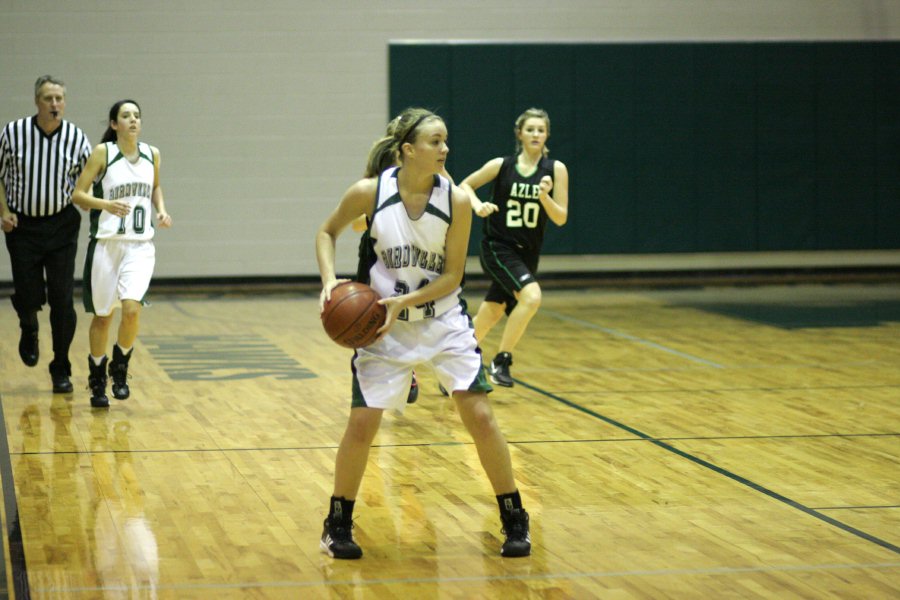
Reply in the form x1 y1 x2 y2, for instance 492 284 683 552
91 354 106 366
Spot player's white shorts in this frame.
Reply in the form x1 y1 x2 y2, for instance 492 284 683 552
84 239 155 316
352 303 491 412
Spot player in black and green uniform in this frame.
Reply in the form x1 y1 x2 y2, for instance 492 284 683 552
460 108 570 387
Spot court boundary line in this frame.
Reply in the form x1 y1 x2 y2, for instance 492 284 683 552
814 505 900 510
0 394 29 599
24 561 900 594
8 429 898 457
514 378 900 556
558 383 900 393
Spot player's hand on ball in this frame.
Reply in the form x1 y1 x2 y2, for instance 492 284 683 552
375 295 405 337
319 278 350 313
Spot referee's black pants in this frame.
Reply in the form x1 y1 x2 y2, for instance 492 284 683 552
4 204 81 366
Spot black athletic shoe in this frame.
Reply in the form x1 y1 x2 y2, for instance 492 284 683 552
18 328 39 367
489 352 514 387
88 356 109 408
49 360 73 394
109 345 132 400
406 372 419 404
500 508 531 557
320 516 363 559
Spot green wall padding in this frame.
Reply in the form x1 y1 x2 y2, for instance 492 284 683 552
389 42 900 255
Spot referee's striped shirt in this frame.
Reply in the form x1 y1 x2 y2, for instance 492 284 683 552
0 116 92 217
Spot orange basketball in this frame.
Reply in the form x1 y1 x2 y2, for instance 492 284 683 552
321 282 386 348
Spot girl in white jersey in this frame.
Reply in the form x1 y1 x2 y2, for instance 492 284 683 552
72 100 172 408
351 115 458 404
315 108 531 560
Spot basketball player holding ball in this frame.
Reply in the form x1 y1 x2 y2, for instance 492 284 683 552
350 114 425 403
315 108 531 560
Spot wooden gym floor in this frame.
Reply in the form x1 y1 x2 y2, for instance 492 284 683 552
0 283 898 598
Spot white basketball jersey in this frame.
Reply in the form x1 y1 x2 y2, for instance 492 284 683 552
89 141 155 240
362 167 461 322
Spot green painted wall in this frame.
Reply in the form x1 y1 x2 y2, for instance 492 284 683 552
389 42 900 255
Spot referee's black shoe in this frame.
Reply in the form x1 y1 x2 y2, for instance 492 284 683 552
49 360 73 394
18 327 39 367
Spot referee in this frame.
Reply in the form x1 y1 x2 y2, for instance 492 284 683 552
0 75 92 393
